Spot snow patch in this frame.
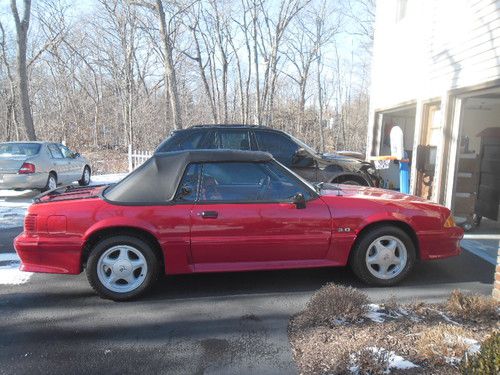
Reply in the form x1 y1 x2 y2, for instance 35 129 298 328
444 337 481 364
0 253 32 285
364 304 386 323
90 173 127 185
350 347 419 374
0 200 31 229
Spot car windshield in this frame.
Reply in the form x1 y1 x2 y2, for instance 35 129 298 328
273 159 317 193
288 135 319 157
0 143 41 157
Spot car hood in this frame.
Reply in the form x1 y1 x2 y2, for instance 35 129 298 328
320 183 436 205
318 153 372 170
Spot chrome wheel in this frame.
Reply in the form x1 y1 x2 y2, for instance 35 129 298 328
365 235 408 280
96 245 148 293
48 175 57 190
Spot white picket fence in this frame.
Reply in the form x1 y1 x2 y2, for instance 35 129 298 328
127 145 153 172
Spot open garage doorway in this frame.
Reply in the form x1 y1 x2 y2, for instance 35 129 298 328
452 90 500 265
376 106 416 190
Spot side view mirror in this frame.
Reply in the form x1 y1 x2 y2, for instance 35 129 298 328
293 193 306 209
294 148 308 157
72 152 80 158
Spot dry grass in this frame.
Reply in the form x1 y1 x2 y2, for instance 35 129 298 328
353 348 390 375
289 287 499 375
446 289 499 322
415 324 475 366
300 284 368 328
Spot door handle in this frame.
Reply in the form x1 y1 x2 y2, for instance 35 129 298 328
200 211 218 219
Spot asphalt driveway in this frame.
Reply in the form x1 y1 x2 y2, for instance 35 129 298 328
0 227 495 375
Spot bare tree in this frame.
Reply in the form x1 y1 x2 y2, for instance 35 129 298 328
11 0 36 140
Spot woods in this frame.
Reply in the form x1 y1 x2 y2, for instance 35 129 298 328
0 0 374 153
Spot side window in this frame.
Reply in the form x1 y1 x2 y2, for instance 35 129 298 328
159 131 204 152
174 163 200 202
58 145 73 158
260 162 312 201
198 162 312 202
255 131 298 166
217 130 251 150
47 144 64 159
200 162 268 202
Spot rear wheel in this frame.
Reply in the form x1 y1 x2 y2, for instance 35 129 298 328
349 226 416 286
86 235 160 301
42 173 57 192
79 166 91 186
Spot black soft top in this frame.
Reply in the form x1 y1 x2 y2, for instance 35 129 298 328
104 149 273 203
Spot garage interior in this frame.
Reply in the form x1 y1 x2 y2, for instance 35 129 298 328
377 106 416 190
452 94 500 232
453 92 500 264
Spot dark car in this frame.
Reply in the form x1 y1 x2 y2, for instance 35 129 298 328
155 125 380 186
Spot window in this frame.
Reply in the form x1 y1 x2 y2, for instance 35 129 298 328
199 162 311 202
254 131 298 166
58 145 74 158
174 163 200 202
158 131 204 152
217 130 251 150
0 143 40 156
202 130 252 150
47 144 64 159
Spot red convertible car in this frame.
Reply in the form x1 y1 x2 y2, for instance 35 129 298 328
15 150 463 300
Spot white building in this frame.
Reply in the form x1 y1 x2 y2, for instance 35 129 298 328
367 0 500 232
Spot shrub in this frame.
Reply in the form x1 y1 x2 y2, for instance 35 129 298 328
460 332 500 375
446 290 499 321
352 347 390 375
302 283 369 327
415 324 474 365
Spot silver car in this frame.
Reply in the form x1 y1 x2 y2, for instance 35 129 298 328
0 142 91 191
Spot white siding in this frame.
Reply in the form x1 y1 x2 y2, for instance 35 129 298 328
370 0 500 110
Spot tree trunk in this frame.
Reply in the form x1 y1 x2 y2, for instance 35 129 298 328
11 0 36 140
156 0 183 130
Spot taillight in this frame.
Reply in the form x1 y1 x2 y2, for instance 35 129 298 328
19 162 36 174
24 214 37 234
444 214 456 228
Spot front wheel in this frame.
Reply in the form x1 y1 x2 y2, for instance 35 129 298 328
86 235 160 301
349 226 416 286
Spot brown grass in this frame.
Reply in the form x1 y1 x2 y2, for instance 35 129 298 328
353 347 390 375
300 284 368 328
289 288 499 375
446 289 499 322
415 324 475 366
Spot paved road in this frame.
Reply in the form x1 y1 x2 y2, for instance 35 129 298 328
0 227 495 375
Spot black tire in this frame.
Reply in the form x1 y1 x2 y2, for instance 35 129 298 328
78 166 91 186
349 225 416 286
42 172 57 192
86 235 160 301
